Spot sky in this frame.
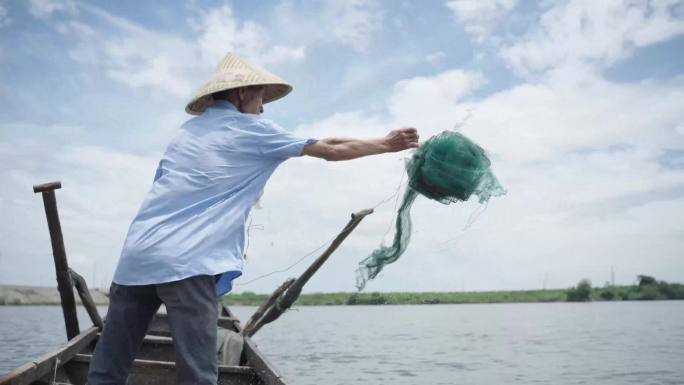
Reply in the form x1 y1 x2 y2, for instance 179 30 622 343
1 0 683 294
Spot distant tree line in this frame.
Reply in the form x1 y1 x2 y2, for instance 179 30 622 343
566 275 684 302
218 276 684 306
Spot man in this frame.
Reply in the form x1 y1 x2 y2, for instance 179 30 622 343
87 53 418 385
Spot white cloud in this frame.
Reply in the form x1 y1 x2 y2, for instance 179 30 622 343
501 0 684 73
446 0 518 42
388 70 486 132
106 53 193 98
24 1 383 102
0 123 159 288
4 75 683 293
426 51 446 66
195 5 305 68
233 63 684 292
0 2 10 27
462 68 684 162
61 4 196 97
56 20 95 36
28 0 76 19
58 3 304 99
274 0 384 52
3 1 684 293
328 0 384 51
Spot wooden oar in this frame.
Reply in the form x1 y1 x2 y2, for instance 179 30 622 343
33 181 104 335
33 181 81 340
242 208 373 337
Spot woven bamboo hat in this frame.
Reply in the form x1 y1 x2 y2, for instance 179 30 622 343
185 53 293 115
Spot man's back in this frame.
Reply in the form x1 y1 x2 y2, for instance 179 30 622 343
113 100 313 288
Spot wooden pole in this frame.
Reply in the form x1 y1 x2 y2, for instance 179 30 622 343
244 209 373 337
70 269 104 330
242 278 295 337
33 181 80 340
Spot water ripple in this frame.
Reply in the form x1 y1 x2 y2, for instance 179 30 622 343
3 302 684 385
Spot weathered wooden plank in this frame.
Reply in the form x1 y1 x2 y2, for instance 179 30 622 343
242 338 288 385
2 305 286 385
133 335 175 362
64 354 258 385
221 305 288 385
147 312 238 336
0 326 98 385
220 304 243 332
77 333 178 362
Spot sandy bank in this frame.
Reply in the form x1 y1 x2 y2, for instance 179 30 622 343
0 285 109 305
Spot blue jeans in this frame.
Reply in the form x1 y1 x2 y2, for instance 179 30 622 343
87 275 218 385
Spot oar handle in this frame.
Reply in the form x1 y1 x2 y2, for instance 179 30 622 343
33 181 62 193
33 180 81 340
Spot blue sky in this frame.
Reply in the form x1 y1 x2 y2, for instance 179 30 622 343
1 0 683 293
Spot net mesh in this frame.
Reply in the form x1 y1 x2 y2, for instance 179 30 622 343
355 131 506 290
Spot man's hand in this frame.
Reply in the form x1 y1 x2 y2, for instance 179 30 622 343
383 127 420 152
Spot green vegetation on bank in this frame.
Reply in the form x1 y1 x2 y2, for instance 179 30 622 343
566 275 684 302
2 276 681 306
221 289 568 306
221 275 684 306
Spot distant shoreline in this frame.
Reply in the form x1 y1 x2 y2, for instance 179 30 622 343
0 285 109 306
220 284 684 306
3 282 681 306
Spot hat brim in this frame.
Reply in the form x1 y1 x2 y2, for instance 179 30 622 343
185 81 292 115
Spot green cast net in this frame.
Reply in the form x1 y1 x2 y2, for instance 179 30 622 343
355 130 506 291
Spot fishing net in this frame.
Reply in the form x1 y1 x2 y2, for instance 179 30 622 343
355 130 506 290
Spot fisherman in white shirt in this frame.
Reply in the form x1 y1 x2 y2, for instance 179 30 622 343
87 53 419 385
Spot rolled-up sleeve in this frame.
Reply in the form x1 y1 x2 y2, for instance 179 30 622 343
256 119 318 159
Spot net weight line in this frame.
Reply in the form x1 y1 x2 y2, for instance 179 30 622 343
235 170 407 288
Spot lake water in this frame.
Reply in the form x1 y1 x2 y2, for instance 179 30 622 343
1 301 683 384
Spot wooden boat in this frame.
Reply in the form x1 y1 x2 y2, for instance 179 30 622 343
1 181 371 385
0 304 288 385
1 182 290 385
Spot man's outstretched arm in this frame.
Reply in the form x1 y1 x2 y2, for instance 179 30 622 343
302 127 419 161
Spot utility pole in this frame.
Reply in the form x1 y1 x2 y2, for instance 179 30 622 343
543 273 548 290
92 261 97 289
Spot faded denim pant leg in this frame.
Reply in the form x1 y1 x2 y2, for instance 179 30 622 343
87 275 218 385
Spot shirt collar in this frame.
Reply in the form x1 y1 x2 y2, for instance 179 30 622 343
209 99 238 111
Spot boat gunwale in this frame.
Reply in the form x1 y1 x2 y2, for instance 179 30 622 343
0 326 99 385
0 306 290 385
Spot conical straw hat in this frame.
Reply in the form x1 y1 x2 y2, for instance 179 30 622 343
185 53 293 115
